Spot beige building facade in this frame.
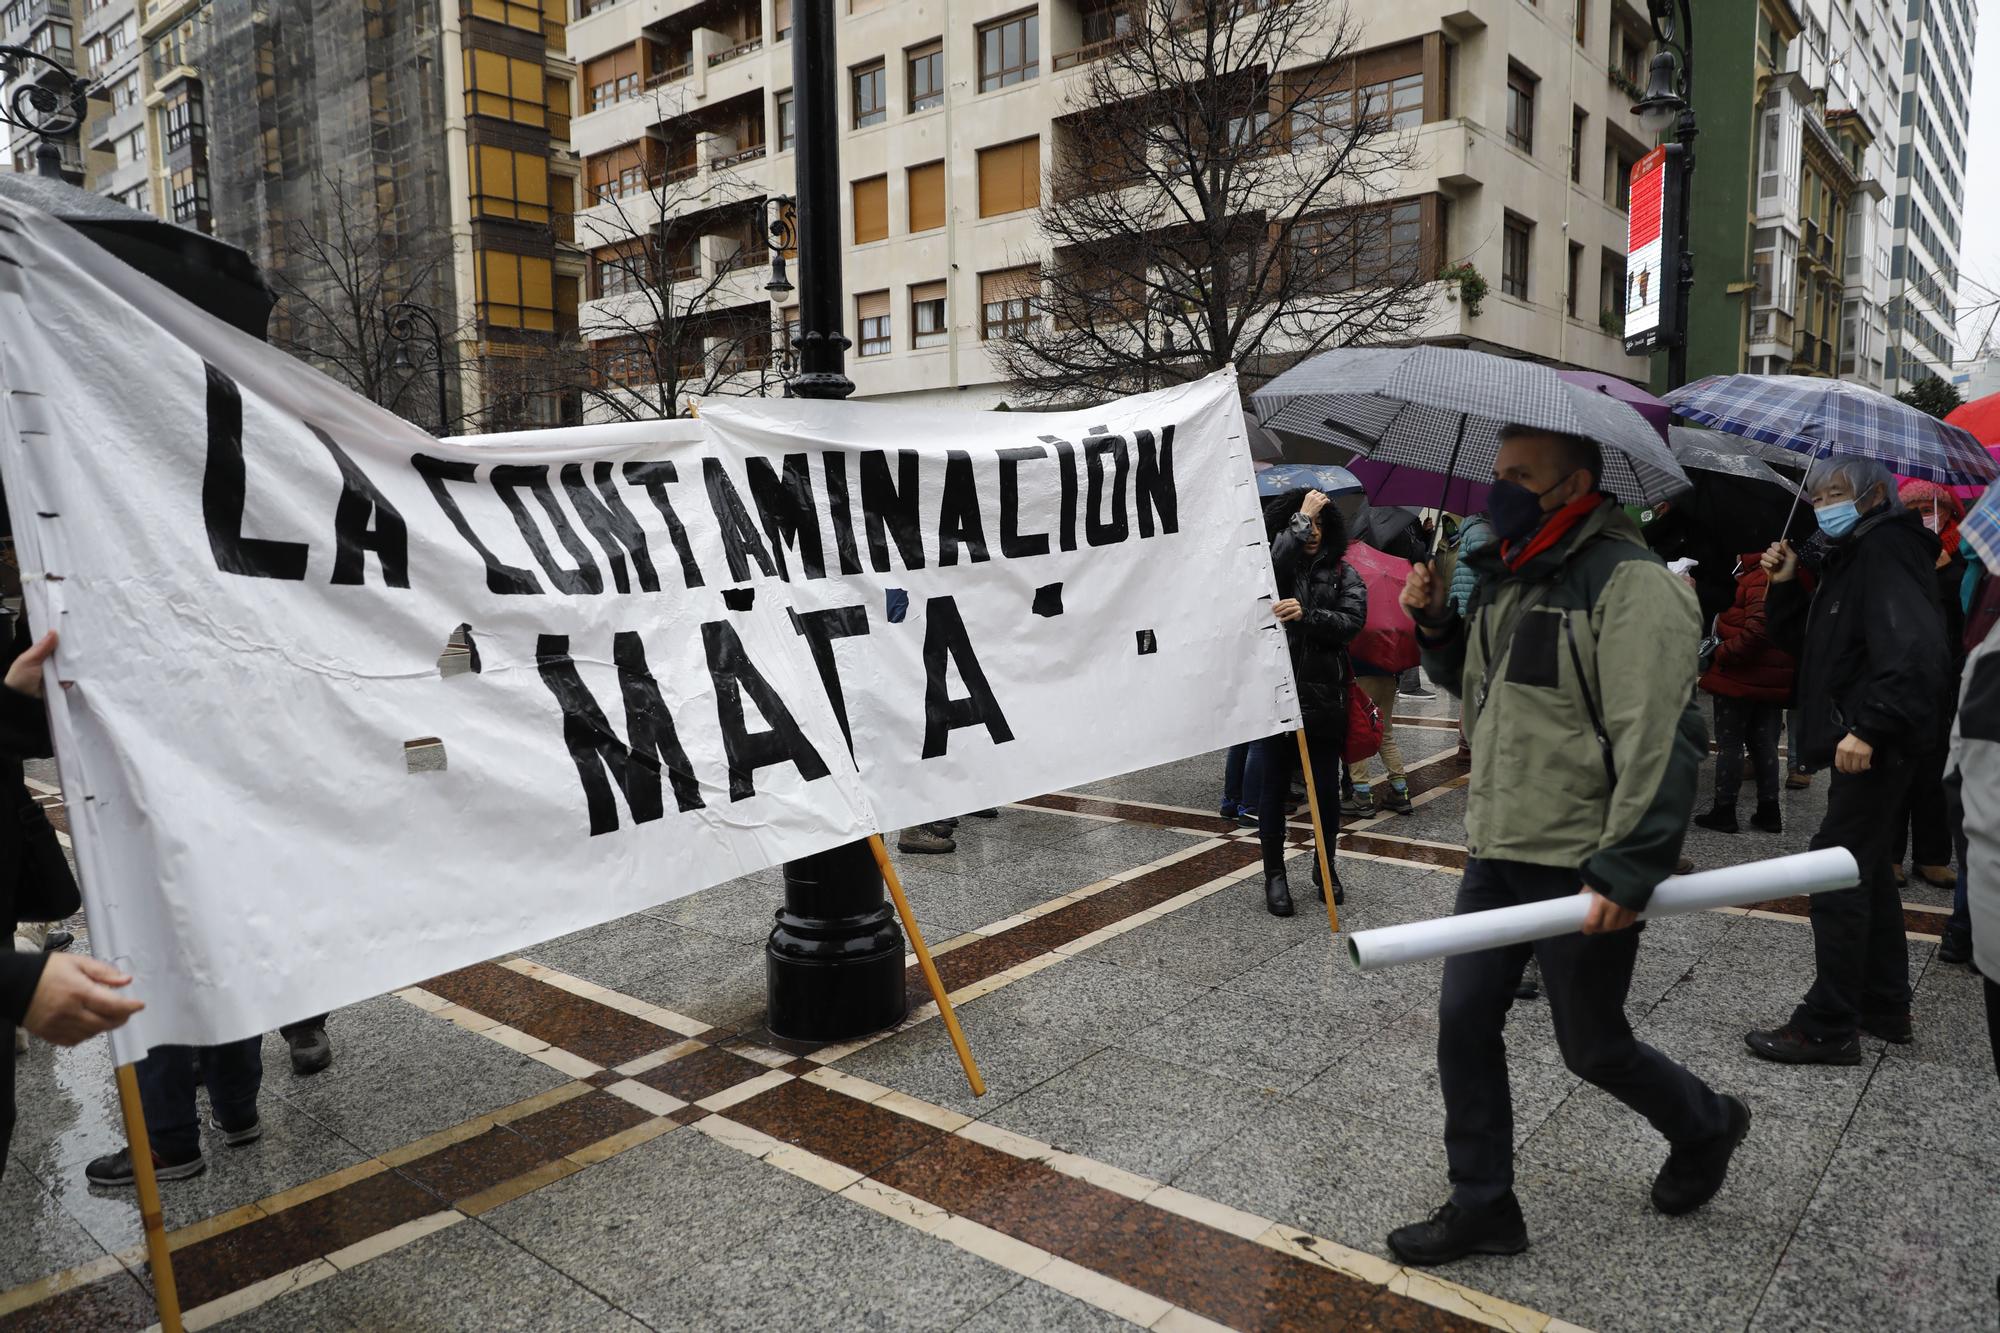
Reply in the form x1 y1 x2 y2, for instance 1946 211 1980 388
567 0 1660 412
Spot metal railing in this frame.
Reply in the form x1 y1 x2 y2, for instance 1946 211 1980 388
711 141 766 168
1052 33 1132 71
706 35 761 67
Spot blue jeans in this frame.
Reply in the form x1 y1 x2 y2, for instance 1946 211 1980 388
135 1037 262 1158
1221 742 1263 812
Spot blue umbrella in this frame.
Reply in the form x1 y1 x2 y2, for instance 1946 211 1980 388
1664 373 2000 487
1255 462 1364 498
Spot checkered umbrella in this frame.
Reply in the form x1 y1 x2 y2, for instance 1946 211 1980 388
1964 485 2000 570
1664 373 2000 488
1667 427 1800 497
1250 346 1691 506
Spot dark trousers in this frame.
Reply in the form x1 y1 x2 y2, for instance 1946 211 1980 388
135 1036 262 1159
1893 747 1953 869
1711 696 1782 806
1986 976 2000 1080
1793 756 1916 1040
1257 724 1340 879
1439 858 1728 1206
1221 742 1263 812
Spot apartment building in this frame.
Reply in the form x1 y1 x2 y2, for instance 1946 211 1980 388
567 0 1659 413
134 0 583 431
1888 0 1976 390
3 0 150 208
1669 0 1901 390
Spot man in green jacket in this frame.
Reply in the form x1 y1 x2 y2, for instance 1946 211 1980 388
1387 426 1749 1267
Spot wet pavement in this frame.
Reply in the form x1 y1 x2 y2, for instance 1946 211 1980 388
1 694 1994 1332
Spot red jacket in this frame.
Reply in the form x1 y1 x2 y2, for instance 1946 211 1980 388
1698 554 1799 703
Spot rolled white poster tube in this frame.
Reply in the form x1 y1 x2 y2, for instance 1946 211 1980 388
1347 848 1860 972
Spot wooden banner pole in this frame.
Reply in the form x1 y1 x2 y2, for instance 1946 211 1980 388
114 1062 185 1333
1296 730 1339 935
867 834 986 1097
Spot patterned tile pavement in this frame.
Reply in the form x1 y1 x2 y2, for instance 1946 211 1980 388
1 694 1994 1331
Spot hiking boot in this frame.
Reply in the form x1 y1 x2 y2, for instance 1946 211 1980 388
1384 780 1415 815
897 826 955 855
1749 801 1783 834
285 1024 332 1077
86 1145 205 1187
1745 1024 1861 1066
1693 804 1738 833
1915 864 1957 889
1339 788 1373 819
1939 922 1973 966
1263 873 1295 918
1786 768 1813 790
1859 1012 1913 1045
1652 1096 1751 1216
1386 1195 1529 1267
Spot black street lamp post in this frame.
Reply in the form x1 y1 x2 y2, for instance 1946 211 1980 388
0 46 89 181
765 194 798 391
384 301 450 433
1631 0 1697 391
763 0 906 1043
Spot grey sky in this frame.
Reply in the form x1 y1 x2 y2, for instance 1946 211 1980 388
1959 6 2000 360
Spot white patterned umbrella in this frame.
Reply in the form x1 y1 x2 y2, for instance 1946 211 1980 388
1251 346 1691 506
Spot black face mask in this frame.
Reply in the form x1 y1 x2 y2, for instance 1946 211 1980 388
1487 479 1557 544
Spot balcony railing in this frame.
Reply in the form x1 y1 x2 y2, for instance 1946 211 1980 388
1053 33 1132 71
659 160 699 184
711 141 766 169
646 61 691 88
706 35 761 67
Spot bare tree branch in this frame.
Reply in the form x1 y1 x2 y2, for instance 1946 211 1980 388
990 0 1439 406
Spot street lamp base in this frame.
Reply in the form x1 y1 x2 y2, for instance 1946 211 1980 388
765 841 907 1041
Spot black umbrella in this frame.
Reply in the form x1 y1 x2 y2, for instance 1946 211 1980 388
0 173 275 339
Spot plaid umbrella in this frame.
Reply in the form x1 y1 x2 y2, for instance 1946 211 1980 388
1250 346 1690 507
1665 373 2000 487
1964 485 2000 570
1667 426 1800 497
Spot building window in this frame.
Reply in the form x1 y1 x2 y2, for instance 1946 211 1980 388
1573 0 1587 45
852 174 888 243
775 0 790 40
980 267 1039 339
586 146 652 202
852 60 886 128
477 250 557 330
909 40 943 112
857 291 891 356
912 281 947 347
1502 213 1530 299
977 137 1040 217
465 48 547 127
163 89 204 151
908 160 945 232
169 165 207 224
1290 198 1429 291
592 250 646 299
586 46 639 111
777 90 795 151
1606 137 1638 211
1569 107 1585 183
1505 65 1535 153
1289 42 1426 147
978 10 1037 91
546 77 572 141
470 0 544 35
1566 241 1582 317
469 145 551 223
1599 250 1626 318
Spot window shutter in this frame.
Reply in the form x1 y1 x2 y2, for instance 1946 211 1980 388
980 265 1038 304
774 0 790 30
1019 136 1040 210
979 139 1038 216
908 161 945 232
517 153 549 207
856 290 890 320
853 175 888 243
911 280 946 305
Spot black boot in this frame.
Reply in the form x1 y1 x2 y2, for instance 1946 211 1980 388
1744 1024 1861 1066
1748 800 1782 833
1652 1096 1751 1216
1939 921 1973 966
1693 804 1738 833
282 1021 332 1076
1387 1194 1529 1267
1310 855 1344 907
1264 873 1295 918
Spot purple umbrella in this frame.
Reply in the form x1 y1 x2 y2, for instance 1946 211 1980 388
1555 369 1671 442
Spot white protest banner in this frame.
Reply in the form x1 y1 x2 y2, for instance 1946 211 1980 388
0 198 1297 1060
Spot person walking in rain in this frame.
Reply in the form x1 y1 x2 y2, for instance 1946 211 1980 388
1745 456 1950 1063
1391 426 1746 1267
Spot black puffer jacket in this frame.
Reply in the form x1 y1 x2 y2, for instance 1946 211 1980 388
1272 514 1367 729
1766 507 1950 768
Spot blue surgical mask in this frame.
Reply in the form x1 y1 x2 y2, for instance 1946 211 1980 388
1815 500 1860 539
